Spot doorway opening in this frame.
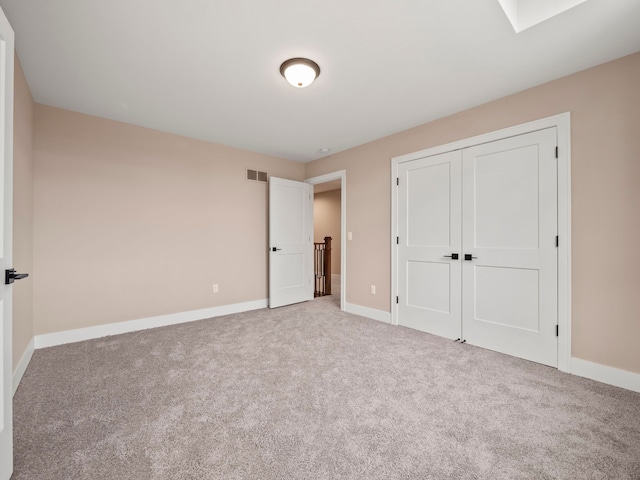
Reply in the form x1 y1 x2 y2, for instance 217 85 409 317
306 171 346 311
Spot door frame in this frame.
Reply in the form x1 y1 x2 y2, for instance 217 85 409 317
305 170 347 312
391 113 571 372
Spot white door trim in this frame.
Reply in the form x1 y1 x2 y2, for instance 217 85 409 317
305 170 347 312
391 113 571 372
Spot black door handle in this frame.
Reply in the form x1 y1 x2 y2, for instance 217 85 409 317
464 254 478 261
5 269 29 285
443 253 459 260
271 247 282 252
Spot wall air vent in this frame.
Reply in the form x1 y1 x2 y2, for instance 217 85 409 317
247 169 268 183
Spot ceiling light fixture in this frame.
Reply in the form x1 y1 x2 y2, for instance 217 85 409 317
280 58 321 88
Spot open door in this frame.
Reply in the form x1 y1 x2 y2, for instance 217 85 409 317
269 177 313 308
0 7 14 479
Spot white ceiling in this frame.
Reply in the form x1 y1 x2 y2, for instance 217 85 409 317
2 0 639 162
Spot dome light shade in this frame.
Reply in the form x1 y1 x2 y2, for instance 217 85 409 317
280 58 320 88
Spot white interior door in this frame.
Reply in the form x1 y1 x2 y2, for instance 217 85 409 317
269 177 313 308
462 128 558 366
0 7 14 479
397 151 462 338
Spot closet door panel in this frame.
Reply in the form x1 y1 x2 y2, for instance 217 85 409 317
397 151 462 338
461 128 558 367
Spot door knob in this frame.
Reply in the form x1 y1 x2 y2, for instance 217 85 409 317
443 253 459 260
464 254 477 261
271 247 282 252
5 268 29 285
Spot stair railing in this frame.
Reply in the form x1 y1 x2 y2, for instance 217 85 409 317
313 236 332 297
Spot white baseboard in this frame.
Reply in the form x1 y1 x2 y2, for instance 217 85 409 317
345 302 391 324
34 299 268 349
571 358 640 393
13 337 35 396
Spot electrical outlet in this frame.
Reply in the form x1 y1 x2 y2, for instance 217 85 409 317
348 232 353 241
213 284 219 293
370 285 376 294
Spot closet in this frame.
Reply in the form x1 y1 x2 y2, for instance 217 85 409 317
395 128 558 367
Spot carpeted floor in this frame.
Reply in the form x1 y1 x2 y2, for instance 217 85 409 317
13 296 640 479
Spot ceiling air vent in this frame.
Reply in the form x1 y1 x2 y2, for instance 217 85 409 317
246 169 268 183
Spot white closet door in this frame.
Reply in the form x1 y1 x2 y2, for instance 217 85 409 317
397 151 462 338
461 128 558 366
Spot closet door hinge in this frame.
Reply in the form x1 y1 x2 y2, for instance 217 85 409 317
556 235 559 247
396 296 399 304
555 146 558 159
396 177 399 186
396 236 399 245
556 325 559 337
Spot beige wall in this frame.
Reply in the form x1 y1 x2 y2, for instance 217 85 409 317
313 189 341 275
12 57 34 371
33 106 305 335
306 51 640 374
